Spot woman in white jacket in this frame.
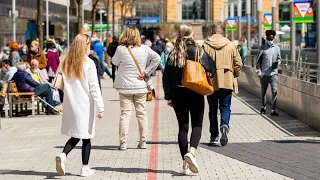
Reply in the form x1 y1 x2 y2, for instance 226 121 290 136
55 33 104 177
112 27 160 151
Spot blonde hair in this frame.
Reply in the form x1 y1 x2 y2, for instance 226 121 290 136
119 27 141 47
31 40 39 48
169 24 198 68
62 33 89 79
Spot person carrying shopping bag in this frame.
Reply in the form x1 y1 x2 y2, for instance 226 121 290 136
55 33 104 177
112 27 160 151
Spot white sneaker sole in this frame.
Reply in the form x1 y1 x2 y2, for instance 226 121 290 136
80 171 95 177
55 156 65 176
184 155 199 173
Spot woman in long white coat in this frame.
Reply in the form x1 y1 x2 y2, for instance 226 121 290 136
55 33 104 177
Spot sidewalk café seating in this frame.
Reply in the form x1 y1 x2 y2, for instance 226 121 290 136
6 81 42 118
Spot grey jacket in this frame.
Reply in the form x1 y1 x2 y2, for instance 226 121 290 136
9 51 22 67
256 44 281 76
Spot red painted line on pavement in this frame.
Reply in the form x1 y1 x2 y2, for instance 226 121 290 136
147 74 161 180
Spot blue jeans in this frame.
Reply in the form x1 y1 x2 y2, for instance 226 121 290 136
207 89 232 138
34 84 54 110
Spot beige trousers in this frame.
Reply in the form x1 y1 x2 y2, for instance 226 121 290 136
119 93 148 144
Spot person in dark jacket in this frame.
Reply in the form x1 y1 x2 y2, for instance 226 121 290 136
151 35 165 56
88 50 103 89
12 63 58 115
106 36 119 82
162 24 216 175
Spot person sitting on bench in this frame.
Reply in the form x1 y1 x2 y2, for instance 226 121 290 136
11 63 58 115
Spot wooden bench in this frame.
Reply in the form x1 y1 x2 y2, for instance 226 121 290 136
7 82 38 118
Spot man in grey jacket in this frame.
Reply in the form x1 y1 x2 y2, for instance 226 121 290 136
256 30 281 116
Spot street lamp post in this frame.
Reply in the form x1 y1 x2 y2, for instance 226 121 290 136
290 0 296 62
99 10 106 41
67 0 70 49
237 0 242 39
272 0 277 31
46 0 49 40
230 1 235 41
224 0 229 37
246 0 251 54
12 0 16 42
317 0 320 64
257 0 262 47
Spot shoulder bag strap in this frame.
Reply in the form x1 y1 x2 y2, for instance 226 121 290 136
127 47 150 90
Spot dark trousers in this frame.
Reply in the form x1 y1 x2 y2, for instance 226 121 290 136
171 87 204 159
34 84 54 110
207 89 232 139
111 64 118 82
62 137 91 165
260 75 278 110
98 74 102 90
104 65 112 78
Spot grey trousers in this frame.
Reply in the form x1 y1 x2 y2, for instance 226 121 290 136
260 75 278 110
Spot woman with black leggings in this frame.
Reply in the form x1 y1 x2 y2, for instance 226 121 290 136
163 24 215 175
55 33 104 177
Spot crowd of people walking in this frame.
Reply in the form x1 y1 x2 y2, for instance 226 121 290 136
0 20 284 177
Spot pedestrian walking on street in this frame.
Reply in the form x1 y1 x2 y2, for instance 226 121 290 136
256 30 281 116
45 40 60 83
112 27 160 151
163 24 216 175
91 33 113 80
107 36 119 83
204 23 242 147
55 33 104 177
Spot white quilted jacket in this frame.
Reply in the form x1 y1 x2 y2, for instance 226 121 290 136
112 45 160 94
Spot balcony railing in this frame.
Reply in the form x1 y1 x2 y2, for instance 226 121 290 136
245 55 320 84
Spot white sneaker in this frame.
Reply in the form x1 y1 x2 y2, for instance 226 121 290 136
55 153 66 176
182 166 192 175
80 167 95 177
119 143 127 151
184 153 199 173
137 141 147 149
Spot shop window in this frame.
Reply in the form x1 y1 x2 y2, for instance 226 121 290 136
182 0 206 20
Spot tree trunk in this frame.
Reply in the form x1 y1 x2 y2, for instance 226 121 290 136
91 0 100 37
91 9 96 33
77 0 83 33
105 0 110 47
37 0 44 49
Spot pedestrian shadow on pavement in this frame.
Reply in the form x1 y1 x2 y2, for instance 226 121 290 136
147 141 178 145
0 169 76 179
235 89 320 137
54 145 119 151
93 167 180 175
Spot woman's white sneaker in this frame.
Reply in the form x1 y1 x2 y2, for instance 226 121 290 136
80 167 95 177
182 166 192 175
137 141 147 149
119 143 127 151
184 153 199 173
55 153 66 176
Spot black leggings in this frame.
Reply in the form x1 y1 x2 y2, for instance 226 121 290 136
171 87 204 159
62 137 91 165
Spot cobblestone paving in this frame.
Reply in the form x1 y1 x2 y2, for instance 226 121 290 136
0 74 318 180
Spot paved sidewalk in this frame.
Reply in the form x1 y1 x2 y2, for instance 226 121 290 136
0 74 319 180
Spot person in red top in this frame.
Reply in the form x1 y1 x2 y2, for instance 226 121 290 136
46 40 60 83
